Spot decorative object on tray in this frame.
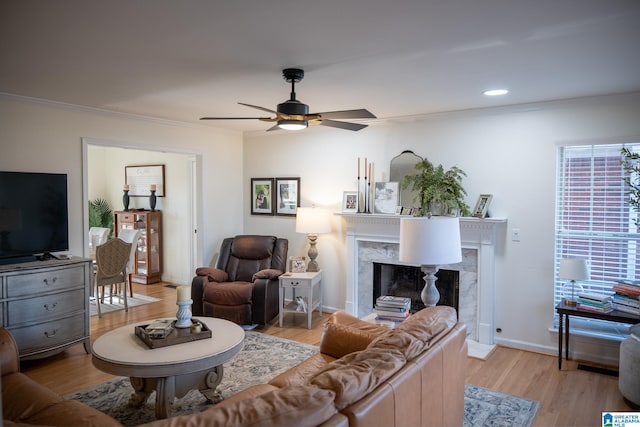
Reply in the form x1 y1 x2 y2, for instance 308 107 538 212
373 181 400 214
144 319 174 338
401 157 469 217
472 194 492 218
176 285 193 328
134 319 212 349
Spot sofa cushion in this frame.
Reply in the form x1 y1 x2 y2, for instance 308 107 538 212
22 400 120 427
252 269 283 281
320 322 381 359
385 306 458 360
310 347 406 410
139 385 337 427
269 353 336 388
203 281 253 305
2 372 64 422
196 267 229 282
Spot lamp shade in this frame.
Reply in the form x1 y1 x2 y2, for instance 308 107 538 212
558 258 589 281
399 217 462 266
295 207 331 234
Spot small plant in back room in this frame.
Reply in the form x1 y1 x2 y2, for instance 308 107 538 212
88 198 114 237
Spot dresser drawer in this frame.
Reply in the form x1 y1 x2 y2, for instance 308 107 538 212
11 314 86 355
6 266 85 297
118 212 136 223
7 290 85 326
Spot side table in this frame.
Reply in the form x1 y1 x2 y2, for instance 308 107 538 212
279 271 323 329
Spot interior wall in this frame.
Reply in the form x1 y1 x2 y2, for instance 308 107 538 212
87 145 193 285
243 92 640 360
0 94 245 285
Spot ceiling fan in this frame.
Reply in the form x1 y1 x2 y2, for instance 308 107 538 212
200 68 376 131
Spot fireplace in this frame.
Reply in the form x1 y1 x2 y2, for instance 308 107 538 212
340 214 506 345
373 262 459 313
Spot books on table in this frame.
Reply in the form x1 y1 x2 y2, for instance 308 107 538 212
612 280 640 315
576 292 613 313
375 296 412 320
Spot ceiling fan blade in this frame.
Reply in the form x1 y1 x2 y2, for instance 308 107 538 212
266 124 281 132
238 102 278 114
312 109 376 120
318 119 368 131
200 117 272 120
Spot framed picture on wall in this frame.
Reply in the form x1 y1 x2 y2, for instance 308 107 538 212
342 191 359 213
125 164 165 196
472 194 493 218
251 178 274 215
275 177 300 216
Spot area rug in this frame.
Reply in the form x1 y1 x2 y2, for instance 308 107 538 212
89 293 162 317
67 332 539 426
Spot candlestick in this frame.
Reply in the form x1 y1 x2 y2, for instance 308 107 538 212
175 299 193 328
150 184 156 191
177 285 191 302
364 157 368 179
123 184 129 191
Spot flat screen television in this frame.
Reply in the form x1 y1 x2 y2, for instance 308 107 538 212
0 171 69 265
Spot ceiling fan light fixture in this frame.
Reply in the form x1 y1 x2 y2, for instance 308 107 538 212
483 88 509 96
278 120 308 131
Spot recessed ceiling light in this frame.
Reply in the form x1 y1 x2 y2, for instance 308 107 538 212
483 89 509 96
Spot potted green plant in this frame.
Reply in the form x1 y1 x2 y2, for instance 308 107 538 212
88 198 114 236
401 158 470 217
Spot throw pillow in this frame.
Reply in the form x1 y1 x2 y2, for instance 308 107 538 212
320 322 380 358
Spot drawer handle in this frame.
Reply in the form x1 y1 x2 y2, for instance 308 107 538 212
43 277 58 286
44 302 58 311
44 329 58 338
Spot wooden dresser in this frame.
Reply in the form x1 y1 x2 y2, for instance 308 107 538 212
0 257 91 359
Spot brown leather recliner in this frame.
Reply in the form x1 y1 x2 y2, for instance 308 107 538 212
191 235 288 326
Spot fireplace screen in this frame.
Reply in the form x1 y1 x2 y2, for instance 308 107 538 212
373 262 459 313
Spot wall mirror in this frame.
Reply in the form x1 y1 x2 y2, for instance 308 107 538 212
389 150 422 207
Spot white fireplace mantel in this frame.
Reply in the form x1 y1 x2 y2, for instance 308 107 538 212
338 214 507 345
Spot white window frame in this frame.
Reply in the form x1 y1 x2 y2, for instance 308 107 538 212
554 142 640 338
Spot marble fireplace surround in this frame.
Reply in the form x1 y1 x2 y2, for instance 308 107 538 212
340 214 506 345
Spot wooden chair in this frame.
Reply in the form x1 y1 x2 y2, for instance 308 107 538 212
94 238 132 318
116 228 142 298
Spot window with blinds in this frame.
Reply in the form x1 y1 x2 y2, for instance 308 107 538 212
554 143 640 338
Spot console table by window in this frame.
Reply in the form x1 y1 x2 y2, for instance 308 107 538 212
556 302 640 370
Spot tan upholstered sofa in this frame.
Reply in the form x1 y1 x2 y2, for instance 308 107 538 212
144 306 468 427
2 306 466 427
0 328 119 426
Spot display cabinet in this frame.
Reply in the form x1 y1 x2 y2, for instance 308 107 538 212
114 210 162 284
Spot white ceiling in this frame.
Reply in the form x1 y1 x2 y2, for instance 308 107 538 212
2 0 640 132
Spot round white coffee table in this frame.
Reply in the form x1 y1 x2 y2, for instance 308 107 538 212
92 317 244 419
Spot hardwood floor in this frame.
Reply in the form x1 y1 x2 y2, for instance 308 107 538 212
20 282 634 426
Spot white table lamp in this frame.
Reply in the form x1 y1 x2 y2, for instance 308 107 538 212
399 216 462 307
296 206 331 272
559 258 589 306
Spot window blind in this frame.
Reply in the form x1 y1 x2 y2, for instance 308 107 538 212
554 143 640 338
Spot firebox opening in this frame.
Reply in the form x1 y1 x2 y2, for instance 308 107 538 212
373 262 459 314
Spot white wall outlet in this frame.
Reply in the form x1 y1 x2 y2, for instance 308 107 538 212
511 228 521 242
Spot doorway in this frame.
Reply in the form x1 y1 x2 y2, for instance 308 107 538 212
82 138 200 286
